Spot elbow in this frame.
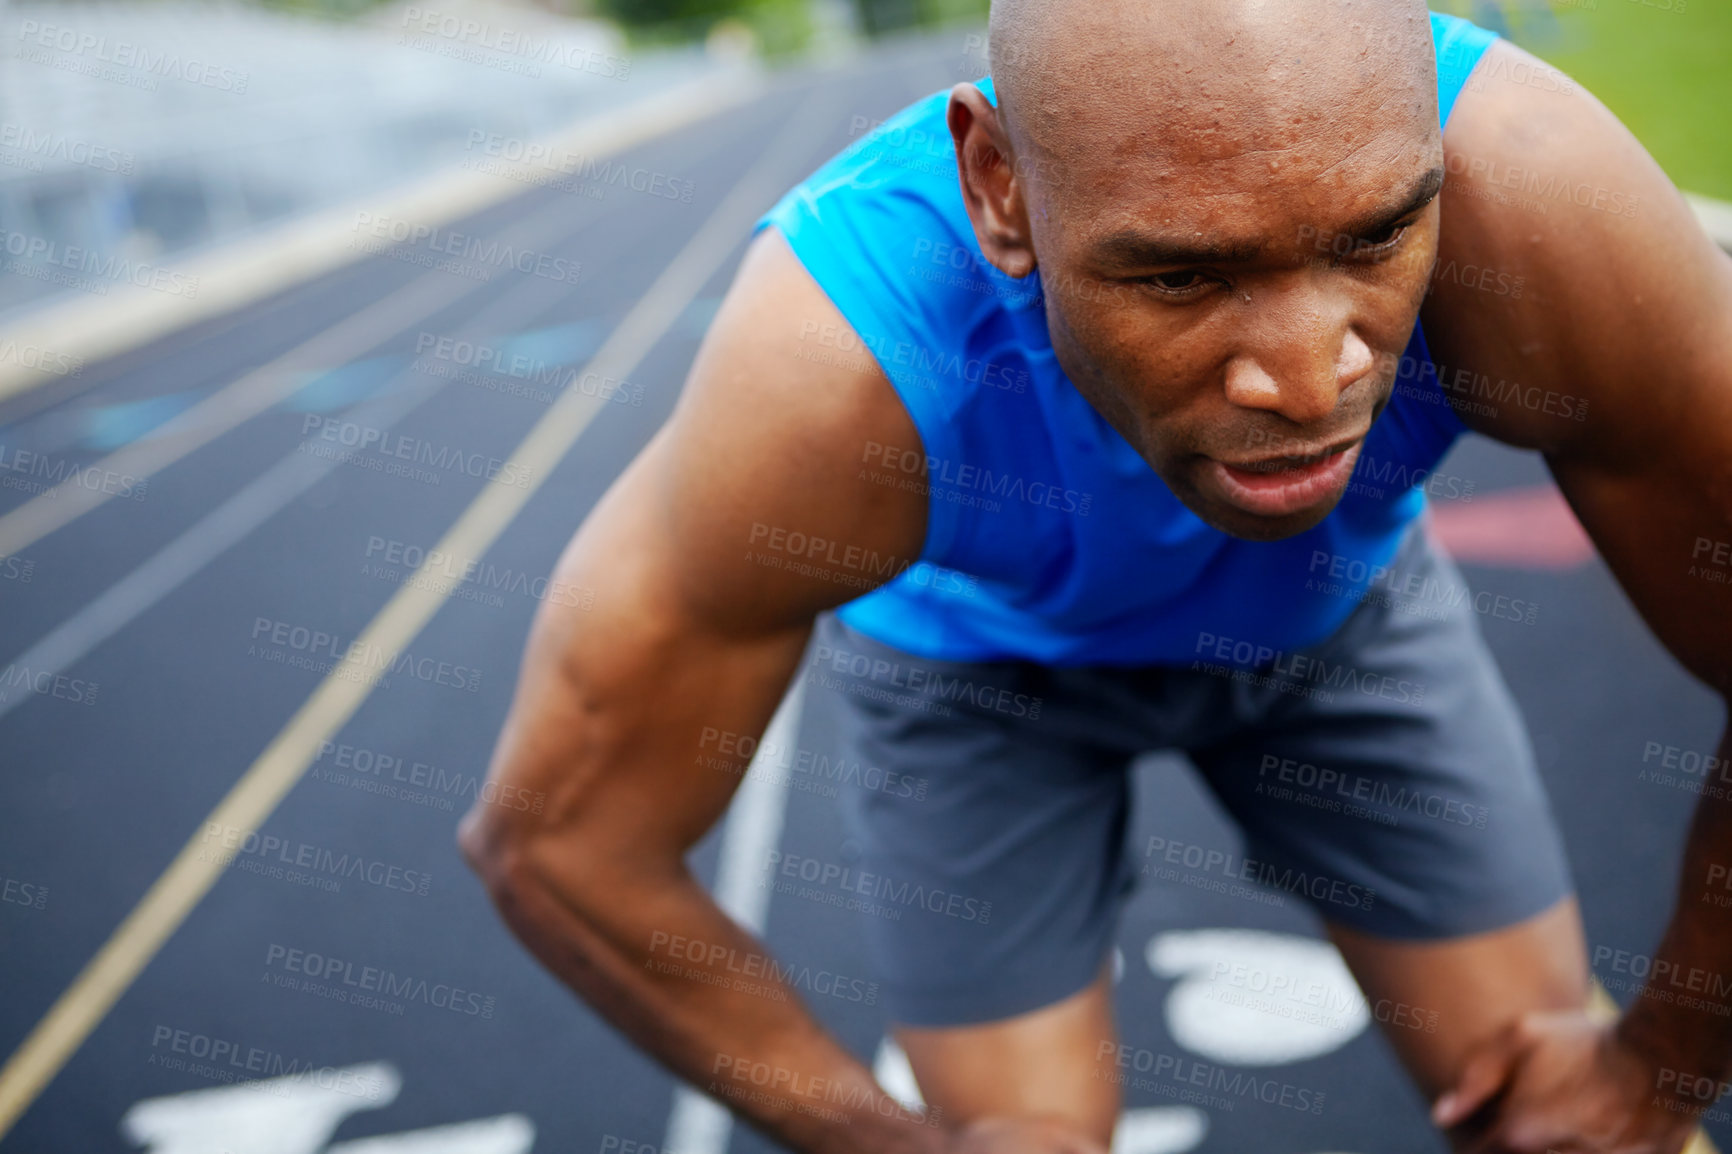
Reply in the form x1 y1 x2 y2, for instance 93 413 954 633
458 802 658 980
457 808 612 988
457 795 618 923
456 804 492 878
458 804 579 956
458 798 539 905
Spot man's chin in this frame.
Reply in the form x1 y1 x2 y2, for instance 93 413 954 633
1194 500 1340 542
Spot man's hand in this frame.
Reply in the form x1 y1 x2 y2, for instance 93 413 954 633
947 1118 1109 1154
1432 1010 1697 1153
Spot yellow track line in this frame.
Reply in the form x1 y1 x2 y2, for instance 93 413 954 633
0 87 841 1140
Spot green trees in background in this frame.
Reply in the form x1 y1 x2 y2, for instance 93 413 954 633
593 0 986 54
1433 0 1732 201
593 0 983 31
248 0 991 61
849 0 984 37
590 0 807 55
592 0 748 22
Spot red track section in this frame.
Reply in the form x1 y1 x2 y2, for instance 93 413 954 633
1429 484 1597 570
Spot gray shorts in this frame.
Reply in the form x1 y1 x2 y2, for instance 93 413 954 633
790 524 1575 1027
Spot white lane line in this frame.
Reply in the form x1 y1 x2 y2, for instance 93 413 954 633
871 1038 923 1112
0 87 842 1143
663 682 806 1154
0 191 582 561
1111 1109 1208 1154
326 1114 537 1154
118 1060 534 1154
712 683 809 930
0 261 561 726
0 380 432 723
657 90 853 1154
120 1062 400 1154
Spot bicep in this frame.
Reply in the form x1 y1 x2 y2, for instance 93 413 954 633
484 228 929 870
1545 454 1732 698
653 226 931 633
1424 39 1732 694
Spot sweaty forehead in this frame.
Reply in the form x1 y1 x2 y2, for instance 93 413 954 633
990 0 1439 191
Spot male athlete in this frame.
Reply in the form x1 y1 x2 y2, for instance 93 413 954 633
459 1 1732 1150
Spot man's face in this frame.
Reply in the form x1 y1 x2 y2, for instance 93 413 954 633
1016 85 1443 541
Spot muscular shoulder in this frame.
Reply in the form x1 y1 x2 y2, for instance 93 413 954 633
1419 38 1732 462
650 227 929 632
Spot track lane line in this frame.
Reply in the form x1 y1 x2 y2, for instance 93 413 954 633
0 87 845 1142
663 683 804 1154
0 255 580 726
0 190 580 562
0 73 772 562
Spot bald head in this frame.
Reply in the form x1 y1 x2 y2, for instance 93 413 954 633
987 0 1439 191
947 0 1453 539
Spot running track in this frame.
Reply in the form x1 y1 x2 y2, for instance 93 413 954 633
0 32 1725 1154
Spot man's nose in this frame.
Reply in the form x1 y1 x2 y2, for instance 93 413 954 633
1222 307 1376 426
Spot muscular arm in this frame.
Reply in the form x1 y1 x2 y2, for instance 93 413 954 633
457 229 939 1154
1425 36 1732 1110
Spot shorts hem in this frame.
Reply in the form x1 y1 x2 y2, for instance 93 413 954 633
881 952 1111 1029
1319 886 1578 943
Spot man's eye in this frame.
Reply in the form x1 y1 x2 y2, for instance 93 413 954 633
1144 270 1210 293
1350 223 1409 255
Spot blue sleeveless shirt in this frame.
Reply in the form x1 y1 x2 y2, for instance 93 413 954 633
757 12 1499 667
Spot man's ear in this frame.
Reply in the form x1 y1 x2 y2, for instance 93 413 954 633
947 83 1038 280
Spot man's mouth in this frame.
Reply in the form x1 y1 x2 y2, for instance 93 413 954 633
1205 439 1365 518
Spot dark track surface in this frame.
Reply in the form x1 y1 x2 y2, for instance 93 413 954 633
0 31 1724 1154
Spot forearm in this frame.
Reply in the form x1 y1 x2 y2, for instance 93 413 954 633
484 848 946 1154
1618 722 1732 1094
